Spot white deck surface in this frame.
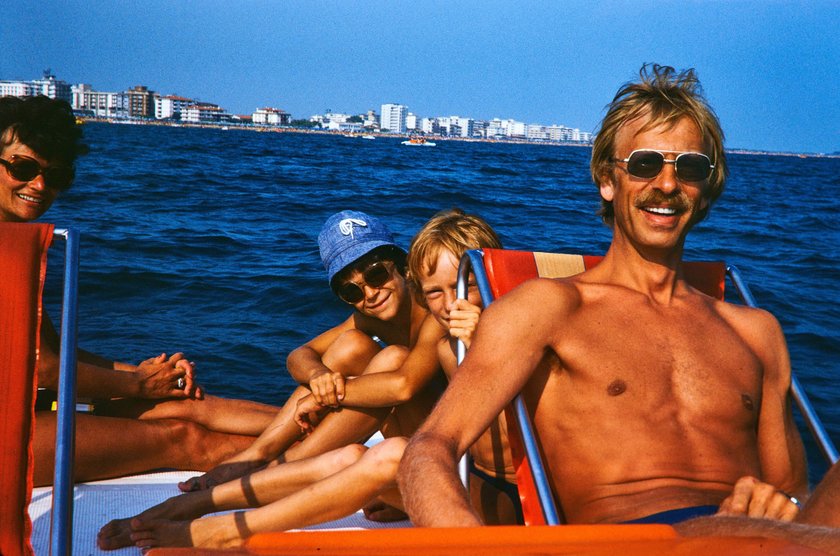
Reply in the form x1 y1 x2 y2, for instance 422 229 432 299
30 467 410 555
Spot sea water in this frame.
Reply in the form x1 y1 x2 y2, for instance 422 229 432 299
42 123 840 480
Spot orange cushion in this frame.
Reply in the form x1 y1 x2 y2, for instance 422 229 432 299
0 222 54 556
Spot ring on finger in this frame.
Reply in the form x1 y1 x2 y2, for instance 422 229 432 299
176 377 186 389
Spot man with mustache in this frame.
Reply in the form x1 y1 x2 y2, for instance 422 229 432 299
399 64 840 553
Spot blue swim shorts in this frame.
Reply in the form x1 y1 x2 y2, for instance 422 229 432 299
622 505 718 525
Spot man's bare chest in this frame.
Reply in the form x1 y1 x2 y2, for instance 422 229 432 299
548 303 764 412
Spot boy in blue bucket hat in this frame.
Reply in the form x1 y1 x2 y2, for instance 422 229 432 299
319 209 399 287
175 210 441 495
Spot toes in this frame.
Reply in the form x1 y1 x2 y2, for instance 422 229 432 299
178 478 198 492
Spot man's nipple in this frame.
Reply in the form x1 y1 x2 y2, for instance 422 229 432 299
741 393 755 411
607 379 627 396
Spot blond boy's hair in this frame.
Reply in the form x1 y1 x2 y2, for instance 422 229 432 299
407 208 502 306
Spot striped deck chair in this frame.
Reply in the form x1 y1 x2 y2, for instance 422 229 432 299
457 248 837 526
0 222 81 556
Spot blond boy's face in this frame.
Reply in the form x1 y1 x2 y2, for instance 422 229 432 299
419 249 481 330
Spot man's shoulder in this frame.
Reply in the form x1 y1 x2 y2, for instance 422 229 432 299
483 276 585 326
710 297 787 363
714 297 781 333
503 275 584 307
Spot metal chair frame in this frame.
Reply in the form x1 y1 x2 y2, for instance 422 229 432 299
49 228 81 556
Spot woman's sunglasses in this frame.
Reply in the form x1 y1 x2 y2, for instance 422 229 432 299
336 261 393 304
612 149 714 182
0 155 75 190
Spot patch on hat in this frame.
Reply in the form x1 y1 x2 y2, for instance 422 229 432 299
339 217 368 238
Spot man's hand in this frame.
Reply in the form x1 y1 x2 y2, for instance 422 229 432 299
135 352 203 400
716 475 800 521
294 393 328 433
308 369 346 407
449 299 482 350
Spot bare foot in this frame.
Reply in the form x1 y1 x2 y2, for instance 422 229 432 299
178 460 262 492
98 491 212 550
97 518 134 550
363 500 409 522
130 517 194 549
130 514 247 550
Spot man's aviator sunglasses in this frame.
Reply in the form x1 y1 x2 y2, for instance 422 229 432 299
612 149 714 182
0 155 75 190
336 261 392 304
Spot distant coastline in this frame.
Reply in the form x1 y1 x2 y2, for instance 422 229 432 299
80 117 840 159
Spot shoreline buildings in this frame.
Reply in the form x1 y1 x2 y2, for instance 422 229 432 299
1 71 591 144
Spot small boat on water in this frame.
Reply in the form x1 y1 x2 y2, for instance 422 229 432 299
401 137 436 147
362 134 376 140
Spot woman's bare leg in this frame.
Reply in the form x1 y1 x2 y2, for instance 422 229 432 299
129 438 408 550
98 395 279 436
33 412 256 486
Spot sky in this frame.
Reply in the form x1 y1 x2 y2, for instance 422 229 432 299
4 1 839 154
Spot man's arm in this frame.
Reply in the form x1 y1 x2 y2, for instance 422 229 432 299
751 309 809 498
398 279 570 526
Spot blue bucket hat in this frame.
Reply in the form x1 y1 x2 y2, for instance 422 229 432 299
318 210 397 285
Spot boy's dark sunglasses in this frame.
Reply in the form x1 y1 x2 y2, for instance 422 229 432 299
612 149 714 182
337 261 392 304
0 155 75 190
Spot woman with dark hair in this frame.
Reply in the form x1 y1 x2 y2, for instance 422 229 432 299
1 95 280 485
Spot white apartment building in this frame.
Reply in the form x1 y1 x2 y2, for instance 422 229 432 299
72 84 118 117
380 103 407 133
1 72 72 103
420 117 438 135
486 118 525 138
32 72 72 103
252 107 291 126
0 81 32 97
405 113 418 131
527 124 550 141
545 125 592 143
449 116 474 138
181 103 231 124
508 120 526 138
156 95 194 120
329 121 363 132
